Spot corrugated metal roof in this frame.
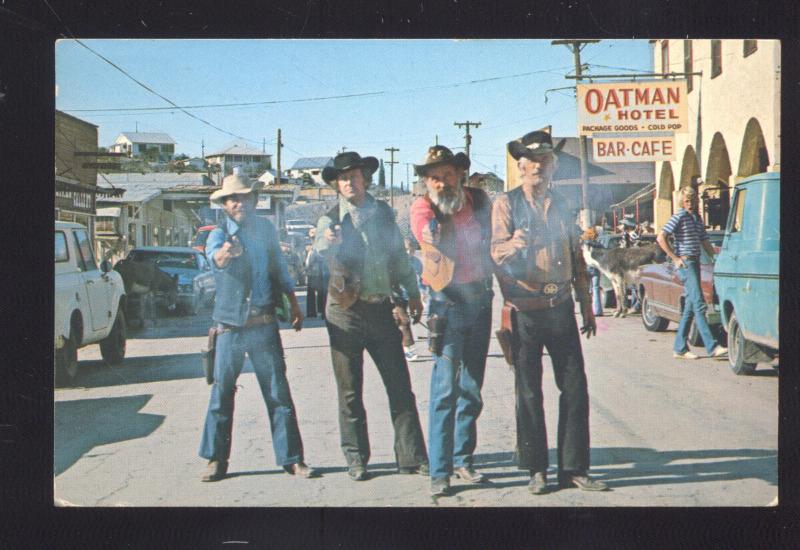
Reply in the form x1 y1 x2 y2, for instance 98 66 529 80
205 142 270 157
97 173 211 186
290 157 333 170
117 132 175 144
97 184 160 204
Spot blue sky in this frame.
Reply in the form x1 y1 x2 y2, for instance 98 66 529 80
56 39 653 184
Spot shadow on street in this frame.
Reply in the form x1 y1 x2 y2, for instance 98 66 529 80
458 447 777 492
70 352 206 388
54 394 164 476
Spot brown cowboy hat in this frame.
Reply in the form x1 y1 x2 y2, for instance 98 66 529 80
507 130 566 160
322 151 379 187
413 145 470 177
209 172 263 204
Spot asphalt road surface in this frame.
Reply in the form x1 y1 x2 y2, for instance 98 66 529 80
54 288 778 507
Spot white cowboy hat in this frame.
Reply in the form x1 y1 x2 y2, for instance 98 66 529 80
209 172 263 204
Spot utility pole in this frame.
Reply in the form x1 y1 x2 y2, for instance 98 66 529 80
201 139 205 159
339 146 347 154
406 163 411 195
276 129 283 186
385 147 399 208
552 39 599 229
454 121 481 161
262 137 265 153
435 134 439 146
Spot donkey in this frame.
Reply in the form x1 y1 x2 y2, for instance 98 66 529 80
113 258 178 317
582 241 666 317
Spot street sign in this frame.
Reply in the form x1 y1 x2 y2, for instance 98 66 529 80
577 81 688 136
592 133 676 163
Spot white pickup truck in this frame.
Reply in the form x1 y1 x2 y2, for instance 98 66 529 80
55 221 127 385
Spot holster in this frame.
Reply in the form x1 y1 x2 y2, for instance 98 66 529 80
427 313 448 356
201 327 218 385
495 303 518 366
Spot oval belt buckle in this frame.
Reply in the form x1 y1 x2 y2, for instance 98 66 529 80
543 283 558 295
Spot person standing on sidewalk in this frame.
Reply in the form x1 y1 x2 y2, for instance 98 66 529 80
657 186 728 360
491 130 607 495
199 170 317 482
314 151 429 482
409 145 495 497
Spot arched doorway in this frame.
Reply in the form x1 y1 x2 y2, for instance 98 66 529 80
737 117 770 178
676 146 701 211
703 132 732 229
655 161 675 230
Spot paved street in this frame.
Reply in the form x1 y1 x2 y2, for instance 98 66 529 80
54 288 778 507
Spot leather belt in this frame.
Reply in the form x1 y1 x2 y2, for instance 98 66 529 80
218 307 277 331
520 281 571 295
507 286 572 311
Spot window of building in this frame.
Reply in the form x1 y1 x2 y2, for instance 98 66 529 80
683 40 693 93
96 216 118 234
127 205 135 219
711 40 722 78
729 188 747 233
128 223 137 246
163 199 173 212
743 40 757 57
55 231 69 262
661 40 669 76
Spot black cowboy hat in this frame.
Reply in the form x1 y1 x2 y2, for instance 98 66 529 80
413 145 470 176
507 130 566 161
322 151 379 186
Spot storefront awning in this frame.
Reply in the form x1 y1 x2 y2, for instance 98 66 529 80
609 183 655 210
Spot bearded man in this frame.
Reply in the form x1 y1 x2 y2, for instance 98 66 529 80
409 145 494 496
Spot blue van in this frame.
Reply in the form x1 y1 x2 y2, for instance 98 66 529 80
714 172 779 375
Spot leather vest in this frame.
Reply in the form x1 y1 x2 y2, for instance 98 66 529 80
419 186 492 292
325 199 398 309
497 187 575 300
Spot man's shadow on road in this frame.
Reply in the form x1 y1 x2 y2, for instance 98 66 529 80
445 447 777 495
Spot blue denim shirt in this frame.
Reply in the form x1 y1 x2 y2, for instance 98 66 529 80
206 215 294 322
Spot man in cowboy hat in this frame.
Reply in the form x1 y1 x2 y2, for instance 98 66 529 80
409 145 494 496
491 130 608 495
199 168 317 482
313 151 428 482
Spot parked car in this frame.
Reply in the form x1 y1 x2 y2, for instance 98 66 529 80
55 221 127 385
191 225 217 253
636 231 725 346
714 172 779 375
125 246 215 315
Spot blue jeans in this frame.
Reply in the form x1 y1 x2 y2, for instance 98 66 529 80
673 259 717 355
427 292 492 479
199 322 304 466
589 270 603 316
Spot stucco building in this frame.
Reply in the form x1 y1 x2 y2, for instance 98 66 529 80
651 39 780 230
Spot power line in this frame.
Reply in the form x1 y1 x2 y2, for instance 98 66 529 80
44 1 263 146
59 66 573 114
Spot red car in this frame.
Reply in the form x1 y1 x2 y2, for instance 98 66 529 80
636 231 725 346
191 225 217 254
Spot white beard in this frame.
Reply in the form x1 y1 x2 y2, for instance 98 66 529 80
430 186 464 215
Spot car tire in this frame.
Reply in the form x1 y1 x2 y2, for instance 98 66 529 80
641 295 669 332
100 310 127 365
55 335 79 387
727 310 757 375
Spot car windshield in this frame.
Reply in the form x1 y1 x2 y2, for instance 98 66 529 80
129 250 198 269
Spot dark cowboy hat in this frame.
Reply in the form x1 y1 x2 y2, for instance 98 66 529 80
413 145 470 176
322 151 379 186
507 130 566 160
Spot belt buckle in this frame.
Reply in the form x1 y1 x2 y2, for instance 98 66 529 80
543 283 558 295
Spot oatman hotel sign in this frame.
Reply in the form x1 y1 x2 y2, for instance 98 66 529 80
577 81 688 163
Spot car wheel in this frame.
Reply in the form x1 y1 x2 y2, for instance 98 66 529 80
641 295 669 332
100 310 127 365
55 336 79 387
727 310 757 375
